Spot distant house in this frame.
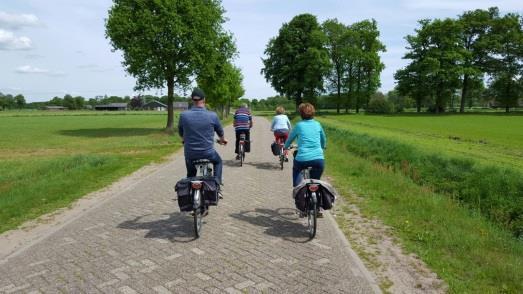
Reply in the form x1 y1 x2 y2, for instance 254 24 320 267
174 102 189 111
95 103 128 111
44 106 67 111
142 100 167 111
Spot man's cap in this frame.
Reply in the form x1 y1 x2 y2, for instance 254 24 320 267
191 88 205 100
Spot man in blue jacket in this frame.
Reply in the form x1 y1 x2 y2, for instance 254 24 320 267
178 88 227 185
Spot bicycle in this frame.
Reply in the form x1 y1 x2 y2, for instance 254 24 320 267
189 159 214 238
238 133 246 166
289 145 322 239
275 136 286 170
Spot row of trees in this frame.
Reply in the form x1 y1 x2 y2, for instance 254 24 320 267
262 14 385 113
106 0 245 130
395 7 523 113
0 93 26 110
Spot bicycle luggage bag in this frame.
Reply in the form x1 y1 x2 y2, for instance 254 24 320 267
271 142 280 156
174 178 193 212
292 179 337 211
201 177 220 206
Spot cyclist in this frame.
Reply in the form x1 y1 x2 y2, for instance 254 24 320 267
284 103 326 187
178 88 227 186
271 106 292 161
233 103 253 160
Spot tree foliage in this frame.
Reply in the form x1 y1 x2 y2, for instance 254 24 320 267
262 14 330 110
106 0 235 130
396 7 523 113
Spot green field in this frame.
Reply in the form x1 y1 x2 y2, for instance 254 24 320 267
319 113 523 292
319 114 523 170
0 111 181 233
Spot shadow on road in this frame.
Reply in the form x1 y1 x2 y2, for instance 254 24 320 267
230 208 311 243
244 161 282 170
117 213 197 243
59 128 160 138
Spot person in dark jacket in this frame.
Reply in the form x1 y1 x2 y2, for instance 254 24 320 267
178 88 227 184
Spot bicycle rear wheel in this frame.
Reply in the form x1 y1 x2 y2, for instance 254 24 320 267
239 144 244 166
307 193 317 239
193 190 203 238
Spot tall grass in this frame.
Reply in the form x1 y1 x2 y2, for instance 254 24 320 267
324 124 523 237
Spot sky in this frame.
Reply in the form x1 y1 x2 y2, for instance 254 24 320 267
1 0 522 102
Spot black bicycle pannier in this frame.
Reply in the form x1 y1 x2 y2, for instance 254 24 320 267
175 178 193 211
292 180 337 211
201 177 219 206
271 142 280 156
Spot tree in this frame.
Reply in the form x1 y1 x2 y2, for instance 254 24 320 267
198 61 244 118
262 14 330 110
63 94 76 110
130 96 144 110
74 96 85 109
395 19 463 113
486 13 523 112
351 19 386 113
323 19 349 113
14 94 26 109
106 0 234 131
457 8 498 112
49 96 63 106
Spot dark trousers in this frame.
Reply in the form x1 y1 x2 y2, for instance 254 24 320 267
292 159 325 187
235 130 250 154
185 150 223 185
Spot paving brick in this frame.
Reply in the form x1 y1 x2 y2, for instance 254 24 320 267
0 118 378 293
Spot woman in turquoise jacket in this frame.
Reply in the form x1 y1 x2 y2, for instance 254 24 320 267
284 103 326 187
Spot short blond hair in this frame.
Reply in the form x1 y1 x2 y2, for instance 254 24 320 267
298 103 315 119
275 106 285 115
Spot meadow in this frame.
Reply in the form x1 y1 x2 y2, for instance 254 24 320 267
0 111 182 233
318 113 523 292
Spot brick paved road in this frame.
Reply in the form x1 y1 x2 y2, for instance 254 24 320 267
0 117 379 293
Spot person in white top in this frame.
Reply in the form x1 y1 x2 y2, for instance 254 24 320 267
271 106 292 161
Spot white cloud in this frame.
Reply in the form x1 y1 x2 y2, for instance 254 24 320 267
16 65 48 74
15 65 66 77
0 29 32 50
0 11 40 29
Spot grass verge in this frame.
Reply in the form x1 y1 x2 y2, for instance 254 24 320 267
326 138 523 293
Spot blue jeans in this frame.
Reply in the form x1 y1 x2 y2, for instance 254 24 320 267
292 159 325 187
185 150 223 184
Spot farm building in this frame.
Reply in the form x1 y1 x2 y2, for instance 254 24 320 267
174 102 189 110
142 100 166 111
95 103 128 111
43 106 67 111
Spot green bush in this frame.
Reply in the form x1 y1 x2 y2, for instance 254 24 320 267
366 96 392 114
324 124 523 237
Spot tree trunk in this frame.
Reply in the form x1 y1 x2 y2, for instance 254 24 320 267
295 92 302 113
337 74 341 114
460 74 469 113
416 98 421 113
166 77 175 131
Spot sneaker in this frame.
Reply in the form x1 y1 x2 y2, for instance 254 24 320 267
218 190 224 199
202 209 209 217
317 211 324 218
